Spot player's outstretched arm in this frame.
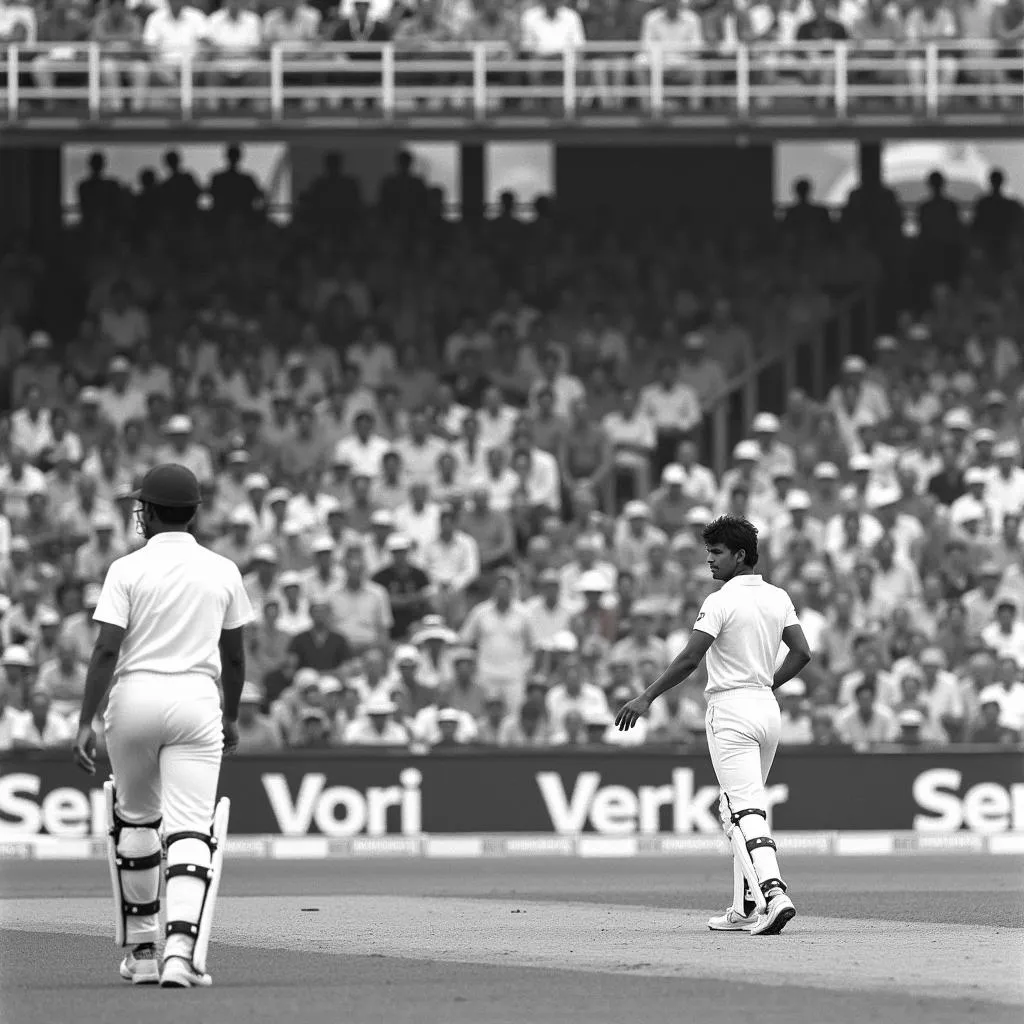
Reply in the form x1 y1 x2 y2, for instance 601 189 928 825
73 623 126 775
615 630 714 731
772 623 811 691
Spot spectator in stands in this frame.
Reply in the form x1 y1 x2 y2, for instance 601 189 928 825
141 0 210 108
206 0 264 108
520 0 586 105
905 0 959 108
236 682 283 751
31 0 91 110
92 0 146 113
795 0 848 106
636 0 705 111
9 686 72 749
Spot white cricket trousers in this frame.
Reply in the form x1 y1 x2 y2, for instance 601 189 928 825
704 688 780 817
104 674 223 833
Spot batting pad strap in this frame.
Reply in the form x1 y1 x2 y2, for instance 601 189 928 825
166 920 200 939
165 830 216 850
166 864 212 883
730 807 767 825
109 813 162 843
115 851 163 871
758 877 787 895
125 900 161 916
746 836 777 853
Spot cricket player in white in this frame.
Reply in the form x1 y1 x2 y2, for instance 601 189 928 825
73 464 255 987
616 514 810 936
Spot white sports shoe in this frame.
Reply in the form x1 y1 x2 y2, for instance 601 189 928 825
707 907 757 931
160 956 213 988
749 889 796 936
119 946 160 985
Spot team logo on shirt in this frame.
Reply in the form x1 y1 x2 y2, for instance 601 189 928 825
695 612 705 622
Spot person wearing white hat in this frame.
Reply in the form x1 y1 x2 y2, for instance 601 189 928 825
986 441 1024 523
613 500 668 569
601 386 657 501
96 355 146 432
242 544 281 612
276 571 313 638
616 514 809 936
751 412 797 482
74 510 129 584
825 354 890 450
284 468 338 538
235 682 283 753
716 440 772 515
154 415 214 484
949 467 997 537
768 488 824 563
342 694 411 747
211 508 257 572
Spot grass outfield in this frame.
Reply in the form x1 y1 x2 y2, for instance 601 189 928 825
1 855 1021 1024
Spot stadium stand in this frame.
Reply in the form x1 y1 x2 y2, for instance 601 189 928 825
0 0 1023 758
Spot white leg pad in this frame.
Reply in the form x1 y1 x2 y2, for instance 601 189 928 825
734 809 785 898
727 824 767 914
164 797 229 973
104 780 162 947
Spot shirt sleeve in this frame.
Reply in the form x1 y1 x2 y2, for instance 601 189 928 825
692 594 724 639
784 601 800 629
93 560 130 629
223 568 256 630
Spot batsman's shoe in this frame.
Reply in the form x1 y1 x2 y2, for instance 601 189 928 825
708 907 757 932
750 889 796 936
120 945 160 985
160 955 213 989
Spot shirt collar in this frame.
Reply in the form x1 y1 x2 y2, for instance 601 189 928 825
147 532 197 546
724 574 763 587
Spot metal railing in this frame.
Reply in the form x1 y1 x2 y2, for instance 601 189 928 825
3 40 1023 120
706 284 874 475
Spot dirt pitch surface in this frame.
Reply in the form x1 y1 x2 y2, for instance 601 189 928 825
2 854 1022 1024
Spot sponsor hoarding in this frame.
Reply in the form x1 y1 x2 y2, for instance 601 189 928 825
2 751 1021 838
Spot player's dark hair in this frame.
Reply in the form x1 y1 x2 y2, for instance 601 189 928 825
147 502 196 526
702 514 759 567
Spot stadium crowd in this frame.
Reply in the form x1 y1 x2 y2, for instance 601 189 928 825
2 0 1023 111
0 145 1022 757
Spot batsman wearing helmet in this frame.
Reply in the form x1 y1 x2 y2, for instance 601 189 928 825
616 514 811 936
73 464 255 987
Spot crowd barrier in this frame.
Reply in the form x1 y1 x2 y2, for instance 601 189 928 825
2 750 1021 842
3 41 1023 121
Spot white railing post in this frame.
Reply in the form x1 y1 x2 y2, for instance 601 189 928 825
87 42 100 117
563 46 577 116
650 45 664 116
382 43 395 116
736 44 750 115
7 45 18 119
472 43 487 117
925 43 938 116
270 44 283 117
181 55 193 117
834 42 847 115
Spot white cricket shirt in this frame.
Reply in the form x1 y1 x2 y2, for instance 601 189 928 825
693 574 799 695
94 532 254 684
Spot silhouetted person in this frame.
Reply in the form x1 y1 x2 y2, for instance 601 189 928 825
783 177 833 245
157 149 201 223
134 168 161 237
297 151 362 223
972 169 1023 258
841 177 903 249
378 150 428 221
77 151 123 232
917 170 964 289
208 144 264 223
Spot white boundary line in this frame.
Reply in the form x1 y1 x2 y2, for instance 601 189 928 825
0 831 1021 860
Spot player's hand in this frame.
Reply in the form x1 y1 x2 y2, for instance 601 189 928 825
72 725 97 775
615 695 651 731
222 717 239 756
